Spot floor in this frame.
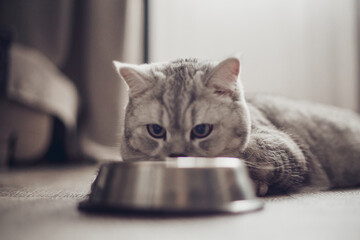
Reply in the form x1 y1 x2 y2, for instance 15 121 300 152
1 163 359 240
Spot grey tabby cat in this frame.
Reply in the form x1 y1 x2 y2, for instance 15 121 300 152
113 56 360 196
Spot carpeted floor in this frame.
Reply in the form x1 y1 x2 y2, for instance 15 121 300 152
1 164 359 240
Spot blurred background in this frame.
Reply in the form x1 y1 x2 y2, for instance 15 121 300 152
0 0 358 167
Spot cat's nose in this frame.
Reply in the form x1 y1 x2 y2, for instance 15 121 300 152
168 153 188 158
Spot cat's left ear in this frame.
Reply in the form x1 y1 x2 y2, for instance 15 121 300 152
206 56 241 97
113 61 151 96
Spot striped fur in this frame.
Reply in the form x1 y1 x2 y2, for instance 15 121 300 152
114 56 360 196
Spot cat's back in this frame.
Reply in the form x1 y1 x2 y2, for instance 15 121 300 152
247 94 360 130
246 94 360 188
247 94 360 132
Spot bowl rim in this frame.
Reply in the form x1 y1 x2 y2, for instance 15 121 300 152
104 157 245 169
79 198 264 214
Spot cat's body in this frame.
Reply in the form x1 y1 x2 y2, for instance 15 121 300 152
113 56 360 196
245 95 360 194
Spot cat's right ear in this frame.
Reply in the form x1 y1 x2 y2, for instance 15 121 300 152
206 56 241 98
113 61 150 96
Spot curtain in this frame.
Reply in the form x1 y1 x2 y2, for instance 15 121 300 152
0 0 143 163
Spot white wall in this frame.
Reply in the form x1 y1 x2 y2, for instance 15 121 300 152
149 0 359 110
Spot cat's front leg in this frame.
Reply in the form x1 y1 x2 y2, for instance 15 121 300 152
239 128 308 196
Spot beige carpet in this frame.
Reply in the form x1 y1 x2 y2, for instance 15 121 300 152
1 164 359 240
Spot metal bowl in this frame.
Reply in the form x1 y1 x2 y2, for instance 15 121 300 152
79 157 263 214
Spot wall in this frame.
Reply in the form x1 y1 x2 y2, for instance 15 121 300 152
149 0 359 111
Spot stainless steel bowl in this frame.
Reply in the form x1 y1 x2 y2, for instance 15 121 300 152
79 157 263 214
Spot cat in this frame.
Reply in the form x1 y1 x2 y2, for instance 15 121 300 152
113 56 360 196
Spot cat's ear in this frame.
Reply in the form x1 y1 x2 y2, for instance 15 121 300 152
207 56 241 97
113 61 151 96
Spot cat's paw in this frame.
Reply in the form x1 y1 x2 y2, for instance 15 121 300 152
254 181 269 196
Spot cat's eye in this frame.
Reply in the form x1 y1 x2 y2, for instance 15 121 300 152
147 124 166 139
191 124 213 139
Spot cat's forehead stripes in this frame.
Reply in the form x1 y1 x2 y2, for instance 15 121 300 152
162 71 195 130
150 59 216 131
161 58 200 77
128 59 211 131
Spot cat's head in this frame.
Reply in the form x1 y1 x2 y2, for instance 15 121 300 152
113 56 251 160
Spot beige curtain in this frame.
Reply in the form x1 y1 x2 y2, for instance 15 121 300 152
0 0 143 162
